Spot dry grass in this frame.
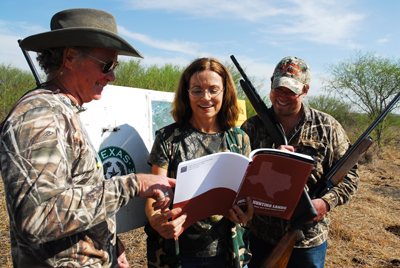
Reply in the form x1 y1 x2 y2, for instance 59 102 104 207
326 147 400 268
0 174 13 267
1 147 400 267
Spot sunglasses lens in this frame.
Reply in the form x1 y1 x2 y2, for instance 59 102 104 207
102 62 119 73
273 88 299 99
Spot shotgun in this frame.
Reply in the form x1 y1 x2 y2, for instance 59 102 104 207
17 39 42 87
309 92 400 198
230 55 318 267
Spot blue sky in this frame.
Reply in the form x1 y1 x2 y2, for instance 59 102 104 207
1 0 400 96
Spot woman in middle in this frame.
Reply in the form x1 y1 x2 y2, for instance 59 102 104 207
145 57 254 268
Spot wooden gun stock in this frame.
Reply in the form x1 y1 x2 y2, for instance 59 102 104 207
258 188 317 268
260 230 304 268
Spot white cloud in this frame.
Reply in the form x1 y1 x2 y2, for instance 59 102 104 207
258 0 365 47
377 38 389 44
14 22 47 34
123 0 283 21
118 26 203 55
0 20 47 71
124 0 365 47
0 33 31 70
0 19 46 36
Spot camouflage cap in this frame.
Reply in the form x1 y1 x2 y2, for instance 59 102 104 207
271 56 311 94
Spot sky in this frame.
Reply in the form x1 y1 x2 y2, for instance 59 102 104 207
1 0 400 97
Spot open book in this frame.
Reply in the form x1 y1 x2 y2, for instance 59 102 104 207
172 148 314 233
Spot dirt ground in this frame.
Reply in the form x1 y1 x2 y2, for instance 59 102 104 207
0 147 399 267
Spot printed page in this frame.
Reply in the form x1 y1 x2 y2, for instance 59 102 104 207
173 152 251 233
173 152 250 204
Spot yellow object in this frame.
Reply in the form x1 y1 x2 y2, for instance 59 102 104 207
236 99 247 126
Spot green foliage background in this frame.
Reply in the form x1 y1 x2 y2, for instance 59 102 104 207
112 59 184 93
2 52 400 148
321 50 400 147
0 64 35 121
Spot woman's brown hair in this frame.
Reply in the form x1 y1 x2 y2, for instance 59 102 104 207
171 58 239 131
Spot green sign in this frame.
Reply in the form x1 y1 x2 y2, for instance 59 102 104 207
99 146 136 180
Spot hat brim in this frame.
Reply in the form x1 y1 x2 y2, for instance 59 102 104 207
271 76 304 95
19 28 143 58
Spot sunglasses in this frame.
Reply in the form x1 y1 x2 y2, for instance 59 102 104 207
272 88 304 100
85 54 119 74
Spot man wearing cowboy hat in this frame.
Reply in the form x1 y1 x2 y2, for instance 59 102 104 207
0 8 176 268
241 56 359 267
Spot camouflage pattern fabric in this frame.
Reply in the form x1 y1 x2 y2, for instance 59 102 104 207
146 122 252 268
241 105 359 248
0 88 140 267
271 56 311 95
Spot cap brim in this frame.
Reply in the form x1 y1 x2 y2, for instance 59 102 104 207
19 28 143 58
271 76 304 95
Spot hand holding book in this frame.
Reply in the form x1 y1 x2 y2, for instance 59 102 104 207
228 196 254 226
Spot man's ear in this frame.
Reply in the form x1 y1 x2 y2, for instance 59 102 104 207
64 48 77 70
303 85 310 97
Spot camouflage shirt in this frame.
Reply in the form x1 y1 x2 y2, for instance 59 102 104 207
241 105 359 248
146 122 252 268
0 89 140 267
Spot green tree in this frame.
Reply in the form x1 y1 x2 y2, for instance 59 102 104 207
321 50 400 147
0 64 35 121
305 95 354 128
112 59 184 92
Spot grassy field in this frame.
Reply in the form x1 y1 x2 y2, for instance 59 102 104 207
0 147 399 267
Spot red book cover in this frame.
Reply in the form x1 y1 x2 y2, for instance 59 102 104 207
172 149 313 235
233 150 314 219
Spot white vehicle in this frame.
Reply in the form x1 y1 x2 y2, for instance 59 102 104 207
80 85 176 233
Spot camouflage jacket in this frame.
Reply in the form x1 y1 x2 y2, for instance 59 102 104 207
0 88 140 267
146 122 252 268
241 105 359 248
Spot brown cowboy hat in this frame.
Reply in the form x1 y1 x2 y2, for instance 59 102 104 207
19 8 143 58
